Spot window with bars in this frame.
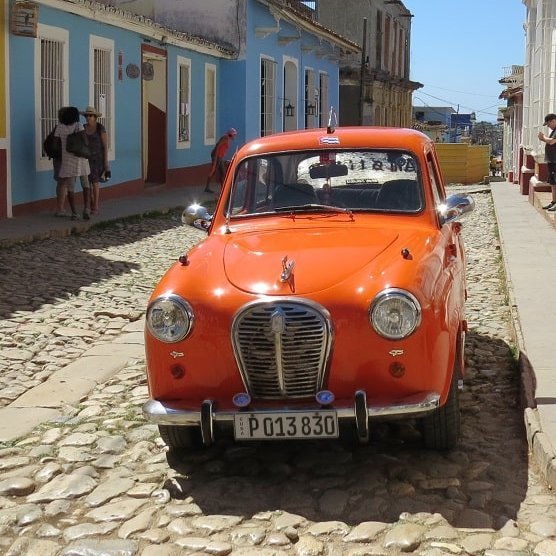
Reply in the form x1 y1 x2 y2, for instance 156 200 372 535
39 32 67 159
319 72 329 128
260 58 276 136
178 57 191 144
92 42 113 146
304 69 316 129
205 64 216 143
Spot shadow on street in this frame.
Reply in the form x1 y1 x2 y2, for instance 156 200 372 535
0 211 184 319
162 331 527 529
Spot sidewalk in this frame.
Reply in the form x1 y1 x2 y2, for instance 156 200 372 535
1 181 556 490
0 184 213 248
491 182 556 488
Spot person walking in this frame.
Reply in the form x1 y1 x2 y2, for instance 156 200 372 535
538 113 556 211
81 106 109 215
204 128 237 193
54 106 90 220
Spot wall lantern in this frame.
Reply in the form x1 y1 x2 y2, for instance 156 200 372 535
284 100 295 117
306 102 316 116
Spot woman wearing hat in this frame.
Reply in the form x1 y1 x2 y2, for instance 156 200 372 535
81 106 110 214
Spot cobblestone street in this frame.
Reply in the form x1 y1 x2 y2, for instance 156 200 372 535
1 190 556 556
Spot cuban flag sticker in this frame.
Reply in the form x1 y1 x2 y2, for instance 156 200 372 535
319 136 340 145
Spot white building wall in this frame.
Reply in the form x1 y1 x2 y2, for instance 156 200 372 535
523 0 556 159
101 0 246 53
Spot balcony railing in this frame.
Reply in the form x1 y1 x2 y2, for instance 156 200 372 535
503 65 524 78
276 0 317 21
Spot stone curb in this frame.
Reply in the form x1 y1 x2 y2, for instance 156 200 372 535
0 205 184 249
0 408 62 442
0 336 144 443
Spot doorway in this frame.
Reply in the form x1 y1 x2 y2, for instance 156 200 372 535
141 45 167 185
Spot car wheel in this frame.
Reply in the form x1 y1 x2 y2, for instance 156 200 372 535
158 425 204 450
421 371 460 451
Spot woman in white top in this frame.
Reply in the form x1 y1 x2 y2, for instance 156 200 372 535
54 106 90 220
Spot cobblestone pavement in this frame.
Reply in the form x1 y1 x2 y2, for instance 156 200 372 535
2 191 556 556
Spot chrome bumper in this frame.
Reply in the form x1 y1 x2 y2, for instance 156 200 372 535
143 391 440 445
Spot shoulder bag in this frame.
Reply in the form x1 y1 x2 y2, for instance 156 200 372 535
44 127 62 159
66 124 91 159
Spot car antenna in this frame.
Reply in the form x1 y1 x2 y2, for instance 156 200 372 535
327 106 337 134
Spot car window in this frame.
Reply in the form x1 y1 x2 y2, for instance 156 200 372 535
227 150 423 216
426 153 445 206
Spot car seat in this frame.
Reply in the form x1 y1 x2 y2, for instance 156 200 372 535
273 183 317 208
375 179 421 211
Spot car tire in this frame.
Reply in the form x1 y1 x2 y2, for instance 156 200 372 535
158 425 204 450
421 370 460 451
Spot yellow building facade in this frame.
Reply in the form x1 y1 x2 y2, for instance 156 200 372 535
0 0 7 218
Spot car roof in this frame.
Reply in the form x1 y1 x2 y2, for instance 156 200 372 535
238 127 434 157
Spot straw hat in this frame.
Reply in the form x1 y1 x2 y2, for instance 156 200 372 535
80 106 102 117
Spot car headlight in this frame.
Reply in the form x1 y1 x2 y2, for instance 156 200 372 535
370 289 421 340
146 295 194 343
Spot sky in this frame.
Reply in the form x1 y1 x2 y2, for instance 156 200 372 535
401 0 526 123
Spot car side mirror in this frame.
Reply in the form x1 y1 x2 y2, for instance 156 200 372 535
438 193 475 225
182 203 212 232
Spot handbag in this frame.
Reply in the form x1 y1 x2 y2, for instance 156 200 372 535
66 126 91 159
43 127 62 159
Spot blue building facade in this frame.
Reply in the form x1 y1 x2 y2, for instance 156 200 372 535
4 0 357 217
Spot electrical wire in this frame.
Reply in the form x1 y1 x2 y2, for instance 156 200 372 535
414 92 499 118
421 84 499 99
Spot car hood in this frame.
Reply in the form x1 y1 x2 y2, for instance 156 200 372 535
223 227 398 295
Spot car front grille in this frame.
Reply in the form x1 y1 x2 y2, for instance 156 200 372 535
232 300 332 399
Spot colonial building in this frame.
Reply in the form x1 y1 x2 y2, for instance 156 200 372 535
97 0 359 144
498 65 523 185
521 0 555 194
316 0 422 127
1 0 7 218
2 0 357 219
4 0 235 218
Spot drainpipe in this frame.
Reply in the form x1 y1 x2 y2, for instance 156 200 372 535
359 17 368 125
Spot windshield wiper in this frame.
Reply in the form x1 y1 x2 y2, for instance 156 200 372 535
274 203 353 217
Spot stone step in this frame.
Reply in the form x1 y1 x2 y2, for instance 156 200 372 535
531 189 556 228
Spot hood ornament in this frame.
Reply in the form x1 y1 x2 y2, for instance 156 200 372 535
280 256 295 292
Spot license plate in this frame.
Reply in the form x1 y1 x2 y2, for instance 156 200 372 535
234 411 338 440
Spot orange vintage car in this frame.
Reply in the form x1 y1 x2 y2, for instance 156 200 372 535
143 125 474 452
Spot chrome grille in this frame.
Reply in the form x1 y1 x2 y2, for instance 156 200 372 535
232 301 331 399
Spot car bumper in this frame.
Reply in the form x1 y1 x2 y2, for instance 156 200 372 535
143 390 440 444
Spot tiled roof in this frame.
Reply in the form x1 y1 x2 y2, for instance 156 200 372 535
262 0 361 52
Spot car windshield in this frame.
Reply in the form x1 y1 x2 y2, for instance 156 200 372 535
226 150 423 217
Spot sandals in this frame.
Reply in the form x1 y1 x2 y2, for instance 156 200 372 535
54 212 68 218
70 213 78 221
